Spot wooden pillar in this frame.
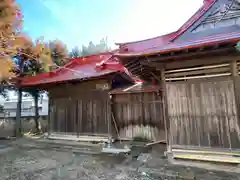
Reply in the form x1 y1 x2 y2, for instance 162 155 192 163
108 94 112 138
231 60 238 76
160 68 171 152
231 60 240 149
47 96 51 137
141 91 145 126
108 80 113 142
76 99 79 137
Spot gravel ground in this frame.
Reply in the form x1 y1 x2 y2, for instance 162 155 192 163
0 147 153 180
0 139 239 180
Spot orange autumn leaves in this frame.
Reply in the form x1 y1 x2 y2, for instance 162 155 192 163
0 0 21 39
0 1 68 81
0 34 52 80
0 0 22 81
0 56 15 80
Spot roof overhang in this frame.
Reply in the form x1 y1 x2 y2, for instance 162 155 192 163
116 40 240 81
115 35 240 58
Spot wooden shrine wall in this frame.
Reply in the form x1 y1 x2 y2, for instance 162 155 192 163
165 60 240 150
111 91 165 141
48 79 111 136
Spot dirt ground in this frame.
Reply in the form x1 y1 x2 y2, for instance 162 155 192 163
0 139 239 180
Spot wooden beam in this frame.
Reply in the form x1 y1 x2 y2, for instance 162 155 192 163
125 60 140 69
150 72 162 83
165 63 230 73
165 67 230 78
164 55 240 70
141 55 240 71
166 73 231 81
129 65 142 73
146 140 166 146
148 47 236 62
141 61 164 68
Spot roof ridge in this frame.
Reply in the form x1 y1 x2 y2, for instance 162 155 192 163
55 52 113 74
65 51 113 65
115 31 178 46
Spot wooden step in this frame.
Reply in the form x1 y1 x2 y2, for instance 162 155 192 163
172 149 240 157
14 137 103 154
173 153 240 164
48 133 113 143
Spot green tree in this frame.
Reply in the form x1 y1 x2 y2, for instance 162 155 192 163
82 38 110 56
69 38 110 58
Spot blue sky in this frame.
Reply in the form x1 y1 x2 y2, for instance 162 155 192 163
17 0 203 49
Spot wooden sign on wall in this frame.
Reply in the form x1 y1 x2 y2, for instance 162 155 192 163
95 83 110 90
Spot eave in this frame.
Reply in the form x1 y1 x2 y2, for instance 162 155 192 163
117 41 239 81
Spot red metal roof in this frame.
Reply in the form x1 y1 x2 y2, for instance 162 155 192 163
116 0 216 55
117 32 178 53
115 28 240 57
20 52 139 87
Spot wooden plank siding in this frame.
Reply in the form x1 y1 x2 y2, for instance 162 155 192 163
48 79 111 136
165 61 240 150
111 91 165 141
167 78 240 149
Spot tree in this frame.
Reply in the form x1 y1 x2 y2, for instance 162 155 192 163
0 0 22 83
12 35 53 135
0 0 22 136
0 0 22 53
20 38 68 134
69 46 81 58
82 38 109 55
69 38 110 58
49 40 68 66
0 1 68 136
